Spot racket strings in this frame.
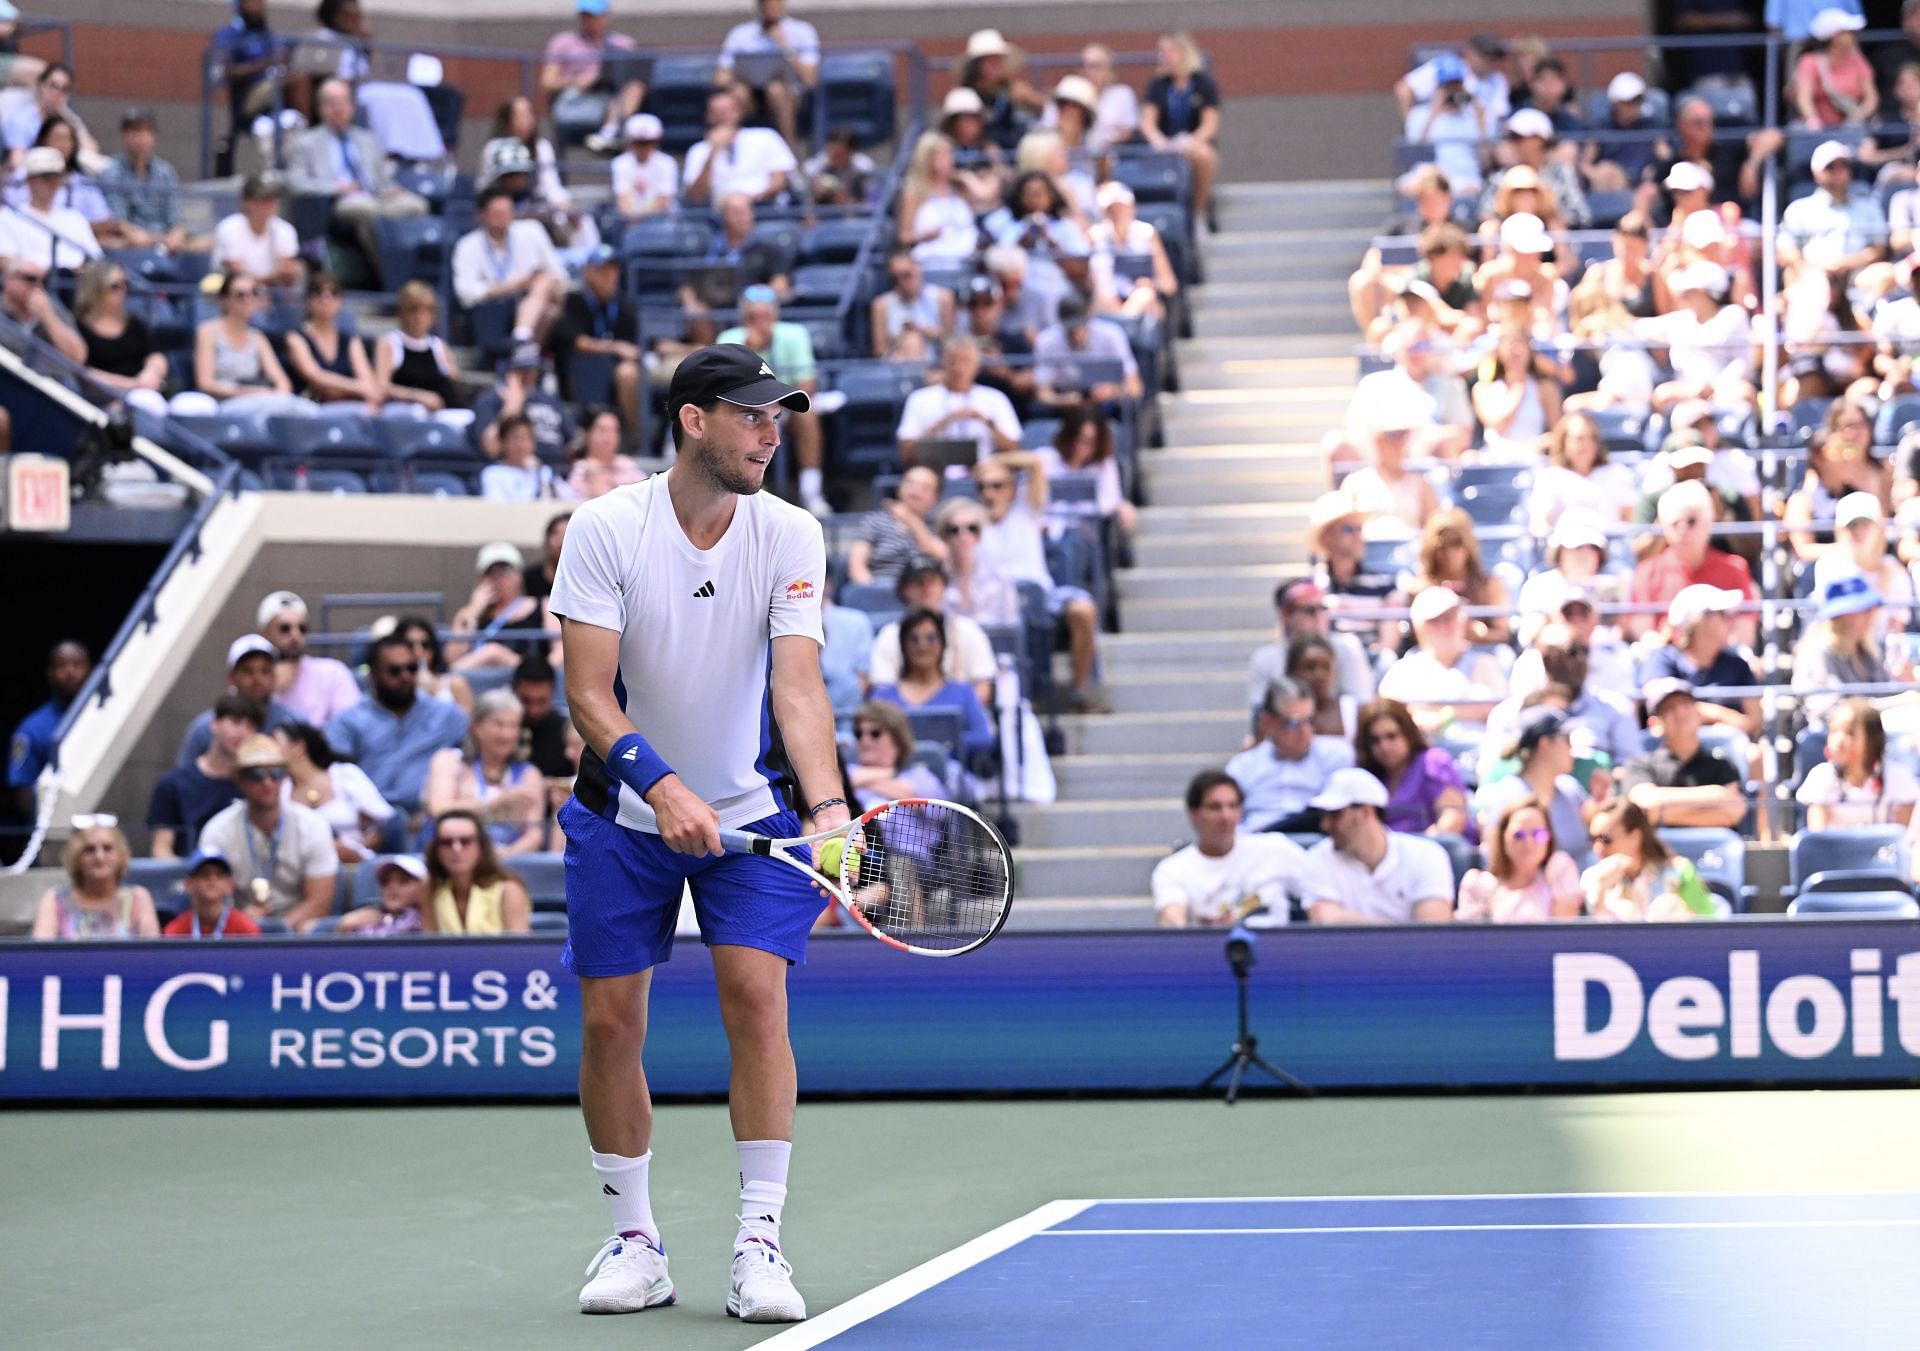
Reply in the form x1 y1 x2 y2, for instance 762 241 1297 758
846 805 1010 951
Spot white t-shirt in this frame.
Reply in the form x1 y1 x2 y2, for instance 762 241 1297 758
684 128 798 202
979 498 1053 588
210 212 299 283
870 612 997 687
910 192 981 262
1795 761 1920 827
1152 832 1310 926
197 801 340 917
481 461 572 502
1402 103 1486 191
1303 831 1455 924
450 220 563 309
549 478 827 833
895 381 1022 462
1401 57 1511 121
1528 461 1639 531
0 202 101 271
718 16 822 71
611 149 680 216
280 761 394 861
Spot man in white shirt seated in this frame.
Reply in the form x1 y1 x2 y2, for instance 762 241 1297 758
716 0 821 150
684 86 798 205
1153 770 1311 927
1223 676 1356 833
869 555 997 704
1300 768 1455 924
1032 296 1143 411
210 172 303 289
610 113 678 219
1780 140 1887 278
896 336 1022 465
451 185 566 346
1246 580 1375 731
0 146 102 273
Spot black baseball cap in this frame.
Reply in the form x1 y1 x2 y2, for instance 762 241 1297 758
668 343 811 421
896 554 948 596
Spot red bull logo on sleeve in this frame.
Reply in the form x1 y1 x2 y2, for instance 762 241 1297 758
784 579 815 601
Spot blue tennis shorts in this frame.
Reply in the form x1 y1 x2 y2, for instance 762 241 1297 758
557 796 827 977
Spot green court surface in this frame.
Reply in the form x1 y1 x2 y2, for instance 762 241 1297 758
5 1090 1919 1349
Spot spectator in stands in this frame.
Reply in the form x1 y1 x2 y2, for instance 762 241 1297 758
1379 588 1508 735
1521 514 1621 619
97 109 185 253
448 542 556 669
192 273 315 418
1251 580 1376 724
325 630 470 817
540 0 646 153
522 514 569 605
552 244 644 434
370 279 462 415
958 29 1044 150
372 616 468 715
274 717 394 864
898 336 1022 464
1307 492 1402 635
211 0 286 176
847 467 944 586
1340 397 1442 535
1786 432 1892 562
899 131 981 264
869 556 997 704
1300 767 1455 924
1527 413 1635 535
1472 322 1562 460
1141 31 1222 225
0 256 83 364
1075 44 1139 151
0 9 43 93
872 248 955 362
716 0 821 150
17 117 109 231
937 495 1020 627
869 609 996 762
256 590 356 725
1352 697 1470 837
939 89 1009 211
1582 72 1669 193
804 126 877 207
678 194 795 343
1041 404 1136 535
4 62 97 168
334 852 428 936
1582 800 1712 920
209 173 302 289
1396 33 1511 122
992 166 1088 263
1619 679 1748 830
1286 634 1351 740
684 86 797 206
0 145 100 272
286 78 427 270
483 413 572 501
1456 797 1583 922
819 593 873 726
1045 75 1101 160
1089 182 1178 323
1630 262 1756 413
1484 110 1590 229
508 656 574 780
1780 141 1888 276
1793 9 1876 129
175 634 296 768
964 274 1038 413
161 847 262 939
1152 769 1308 927
610 112 677 219
1795 570 1890 722
1408 507 1513 645
452 186 566 349
8 639 88 814
845 699 941 814
1800 697 1917 827
1473 707 1594 866
1637 583 1760 734
1571 210 1654 322
31 816 160 939
717 287 827 514
473 342 574 463
1628 481 1758 641
1225 676 1354 833
1033 296 1144 410
1819 493 1913 629
149 692 256 859
424 689 546 856
566 406 644 500
420 808 532 933
1402 55 1489 196
489 96 571 218
1495 616 1641 769
284 271 378 410
198 734 338 931
1658 99 1776 215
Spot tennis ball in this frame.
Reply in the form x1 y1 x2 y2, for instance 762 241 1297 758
816 838 862 881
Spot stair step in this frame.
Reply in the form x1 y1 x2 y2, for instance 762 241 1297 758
1129 532 1305 569
1053 752 1236 799
1189 279 1355 309
1116 566 1294 606
1135 502 1310 535
1206 254 1357 284
1195 304 1356 339
1012 844 1167 898
1010 798 1188 848
1181 354 1358 390
1103 628 1269 670
1057 709 1248 755
1144 468 1320 503
1217 179 1393 204
1182 335 1364 363
1119 594 1274 631
1218 202 1388 231
1205 227 1375 258
1104 668 1249 713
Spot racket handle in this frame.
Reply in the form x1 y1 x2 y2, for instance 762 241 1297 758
718 828 773 856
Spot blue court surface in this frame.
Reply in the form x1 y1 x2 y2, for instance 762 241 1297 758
762 1192 1920 1350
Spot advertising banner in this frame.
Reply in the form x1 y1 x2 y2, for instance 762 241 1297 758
2 922 1918 1102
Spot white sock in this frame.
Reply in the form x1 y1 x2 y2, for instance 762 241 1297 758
735 1138 790 1248
511 325 532 342
591 1149 658 1246
799 467 824 501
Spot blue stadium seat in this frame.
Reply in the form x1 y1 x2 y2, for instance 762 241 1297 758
1584 190 1635 230
374 215 457 295
128 858 190 908
1790 827 1911 897
824 361 922 474
749 219 804 262
646 56 721 153
839 580 901 616
528 911 571 932
1429 832 1478 891
1454 483 1526 527
411 470 472 497
1876 394 1920 445
514 854 568 912
377 418 479 462
172 412 274 458
286 468 370 493
1659 827 1748 909
818 51 896 148
620 217 713 259
563 351 616 410
270 414 384 459
1023 418 1062 450
904 707 966 757
797 315 848 360
1784 396 1834 445
1788 891 1920 918
1586 408 1647 453
802 218 875 264
1690 83 1755 129
1112 153 1187 206
790 263 856 306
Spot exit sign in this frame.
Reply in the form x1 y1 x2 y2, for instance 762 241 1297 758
2 454 71 532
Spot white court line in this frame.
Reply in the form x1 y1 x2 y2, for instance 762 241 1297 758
1038 1219 1920 1237
1074 1188 1920 1205
754 1199 1096 1350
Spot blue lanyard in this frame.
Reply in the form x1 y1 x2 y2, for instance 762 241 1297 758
485 234 514 283
585 292 617 340
336 132 366 189
190 907 232 940
242 813 283 893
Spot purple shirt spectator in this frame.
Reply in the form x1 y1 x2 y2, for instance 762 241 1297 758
1383 746 1470 837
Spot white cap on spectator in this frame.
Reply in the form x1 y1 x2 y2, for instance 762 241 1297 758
1660 440 1715 471
407 53 444 87
476 542 525 574
1641 677 1696 716
1809 7 1866 41
256 590 307 628
1607 71 1647 103
1409 586 1463 626
1052 75 1098 113
1499 211 1553 255
1505 108 1554 140
941 87 985 119
1307 767 1391 812
1810 139 1854 174
227 634 278 669
624 112 663 142
1095 180 1136 211
372 854 429 883
1667 583 1743 631
1836 490 1883 528
1549 510 1608 553
965 28 1010 59
22 146 65 178
1664 161 1714 193
1681 209 1728 250
1368 384 1433 432
1670 261 1728 296
1309 488 1366 536
1669 398 1716 429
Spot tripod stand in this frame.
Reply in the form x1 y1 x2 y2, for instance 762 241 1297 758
1198 934 1310 1105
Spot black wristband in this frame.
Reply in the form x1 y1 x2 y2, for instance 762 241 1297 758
808 797 848 816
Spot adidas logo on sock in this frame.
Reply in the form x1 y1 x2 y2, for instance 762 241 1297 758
694 580 716 598
602 1184 620 1195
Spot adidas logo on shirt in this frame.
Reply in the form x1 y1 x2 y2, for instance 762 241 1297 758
694 580 716 598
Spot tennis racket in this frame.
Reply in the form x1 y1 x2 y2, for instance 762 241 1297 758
719 798 1014 956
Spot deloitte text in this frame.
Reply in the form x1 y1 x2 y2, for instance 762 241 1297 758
1553 950 1920 1062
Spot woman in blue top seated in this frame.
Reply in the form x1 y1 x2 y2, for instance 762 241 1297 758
869 608 996 762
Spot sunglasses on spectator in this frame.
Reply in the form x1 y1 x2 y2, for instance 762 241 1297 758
1286 602 1327 616
1591 832 1616 846
106 278 128 293
854 726 888 740
239 767 287 783
1330 522 1361 535
381 662 420 677
1506 827 1551 844
904 630 942 645
1367 730 1403 745
273 620 309 634
71 813 119 830
942 522 982 536
437 834 478 849
229 288 259 300
1273 715 1310 731
977 480 1012 491
1547 644 1591 658
10 270 45 286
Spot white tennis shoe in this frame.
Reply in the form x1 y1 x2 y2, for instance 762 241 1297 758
579 1233 676 1314
728 1236 807 1322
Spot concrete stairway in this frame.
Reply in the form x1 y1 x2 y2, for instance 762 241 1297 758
1007 179 1389 925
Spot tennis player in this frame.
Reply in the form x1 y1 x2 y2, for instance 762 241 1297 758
551 344 847 1323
